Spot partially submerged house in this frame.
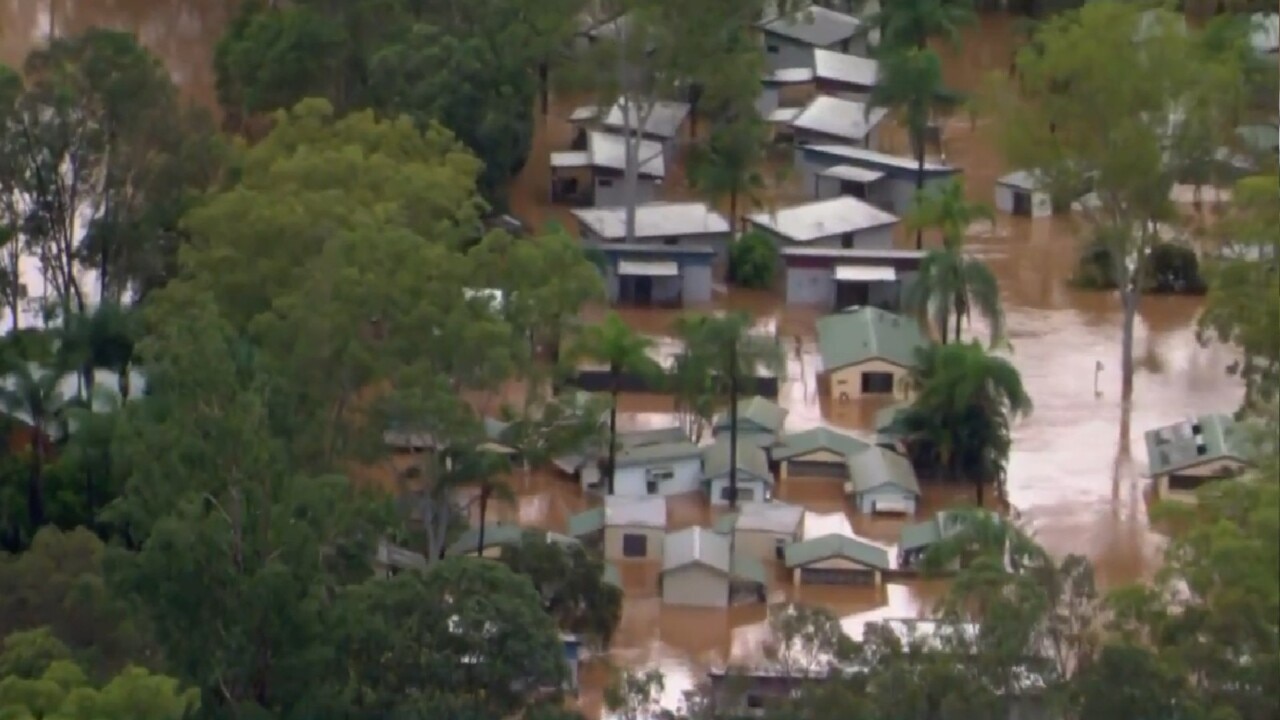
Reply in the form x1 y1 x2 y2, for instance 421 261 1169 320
445 524 579 559
568 495 668 560
746 196 899 252
610 429 704 497
598 99 692 163
550 130 665 207
1143 413 1256 502
660 526 769 607
783 511 893 585
994 170 1053 219
575 200 732 266
1251 12 1279 55
373 540 428 578
779 247 923 310
812 48 879 101
702 439 776 506
589 243 717 307
794 144 961 214
712 396 789 447
898 510 986 569
758 4 868 71
789 95 888 148
714 500 805 564
771 426 872 480
757 66 816 118
816 307 930 402
845 446 921 515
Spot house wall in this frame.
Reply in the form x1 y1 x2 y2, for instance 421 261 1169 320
706 474 773 506
854 486 918 515
807 224 896 251
762 35 818 72
594 175 658 208
735 527 798 564
884 175 951 215
812 175 895 210
1155 458 1248 502
785 264 835 306
827 359 912 402
779 449 845 480
604 525 666 561
578 461 602 492
794 126 877 149
995 184 1053 218
993 184 1015 215
662 565 730 607
756 86 781 117
682 263 715 304
790 558 882 585
631 232 732 270
613 456 703 496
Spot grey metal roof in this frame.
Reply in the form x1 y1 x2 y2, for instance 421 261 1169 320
813 48 879 87
620 426 693 448
573 202 729 240
998 170 1047 192
701 439 774 484
375 540 428 573
663 526 763 584
819 164 885 184
816 306 929 370
615 439 703 468
748 196 899 242
772 426 872 461
723 501 804 535
585 130 666 178
778 247 925 262
846 446 921 496
784 533 892 569
767 106 804 124
713 396 789 435
550 150 592 169
763 67 815 85
567 507 605 537
602 99 692 139
1143 413 1256 477
790 95 888 143
759 5 862 47
801 144 957 174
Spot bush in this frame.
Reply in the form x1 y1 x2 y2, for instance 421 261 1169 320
1072 239 1206 294
728 231 778 289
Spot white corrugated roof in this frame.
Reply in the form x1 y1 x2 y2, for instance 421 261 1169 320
604 495 668 528
764 67 815 84
813 49 878 87
767 106 804 124
791 95 887 143
819 164 885 183
747 196 899 242
731 501 805 535
1252 12 1279 53
801 510 853 540
802 144 956 173
587 130 666 178
569 105 604 122
573 202 730 240
617 260 679 277
835 265 896 282
663 526 731 574
602 99 691 139
550 150 591 169
760 5 861 47
998 170 1045 191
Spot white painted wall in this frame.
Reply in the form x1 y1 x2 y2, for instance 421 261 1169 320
705 474 774 506
612 456 703 496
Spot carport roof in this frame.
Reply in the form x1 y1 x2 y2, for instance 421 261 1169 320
784 533 892 570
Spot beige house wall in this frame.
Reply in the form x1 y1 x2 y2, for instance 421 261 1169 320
734 528 798 564
1155 457 1249 502
826 359 913 402
780 449 844 481
604 525 666 561
662 565 730 608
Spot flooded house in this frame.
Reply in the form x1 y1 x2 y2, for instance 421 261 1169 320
568 495 668 561
898 510 983 570
609 428 704 497
758 4 868 71
745 196 899 253
445 524 579 559
812 48 879 101
588 243 718 307
373 539 428 578
816 307 929 403
660 526 769 608
779 247 922 310
789 95 888 148
783 511 893 586
844 445 921 516
549 130 665 207
713 500 805 564
771 425 872 480
576 200 731 272
1143 413 1256 502
711 396 789 448
597 99 692 164
995 170 1053 218
701 438 776 506
757 66 816 118
794 144 961 214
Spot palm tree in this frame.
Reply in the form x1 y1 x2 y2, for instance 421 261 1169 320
57 303 138 402
673 311 783 509
863 0 978 52
904 180 1004 345
573 313 661 494
897 342 1032 507
867 48 957 248
0 359 71 529
687 115 770 230
447 446 515 555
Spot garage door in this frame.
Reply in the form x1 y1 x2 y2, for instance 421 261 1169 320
799 567 876 586
872 498 912 515
787 460 846 479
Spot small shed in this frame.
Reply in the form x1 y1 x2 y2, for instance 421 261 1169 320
589 243 717 307
713 500 805 564
550 130 665 207
845 446 921 515
1251 12 1279 55
661 526 768 607
994 170 1052 219
784 512 892 586
746 196 898 252
611 432 704 497
772 426 872 480
780 246 923 311
599 99 692 163
701 439 776 506
758 5 867 71
1143 413 1256 502
712 396 790 447
789 95 888 148
812 48 879 101
794 144 961 215
568 495 668 561
445 524 579 559
817 307 928 402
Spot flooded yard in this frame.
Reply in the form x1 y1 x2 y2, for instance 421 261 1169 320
0 4 1246 716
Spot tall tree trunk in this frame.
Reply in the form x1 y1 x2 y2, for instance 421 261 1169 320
729 191 739 237
1119 285 1138 404
914 132 926 249
538 60 550 116
477 487 490 554
974 472 984 508
953 298 963 344
727 342 739 509
607 365 619 495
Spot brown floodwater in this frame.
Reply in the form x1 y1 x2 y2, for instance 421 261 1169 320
2 6 1245 716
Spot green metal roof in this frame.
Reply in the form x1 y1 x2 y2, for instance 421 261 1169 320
567 507 605 538
898 510 967 552
816 307 929 371
784 533 892 570
619 426 692 449
701 439 774 484
1143 413 1257 477
713 396 789 435
846 447 921 496
772 426 872 461
445 524 579 557
730 552 768 585
614 439 702 468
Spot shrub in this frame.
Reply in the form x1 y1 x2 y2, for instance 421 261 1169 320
729 231 778 289
1072 239 1206 294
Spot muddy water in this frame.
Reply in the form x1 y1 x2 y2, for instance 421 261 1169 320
1 7 1246 716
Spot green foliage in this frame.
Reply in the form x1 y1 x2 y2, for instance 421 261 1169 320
1073 238 1207 295
0 645 197 720
866 0 979 52
728 231 778 290
500 534 623 647
688 116 771 225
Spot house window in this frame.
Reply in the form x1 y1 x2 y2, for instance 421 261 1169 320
647 466 674 483
775 538 786 560
622 533 648 558
841 232 854 249
861 371 895 394
598 178 614 188
1167 473 1212 492
720 485 735 501
746 694 764 709
664 237 679 245
766 44 780 54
